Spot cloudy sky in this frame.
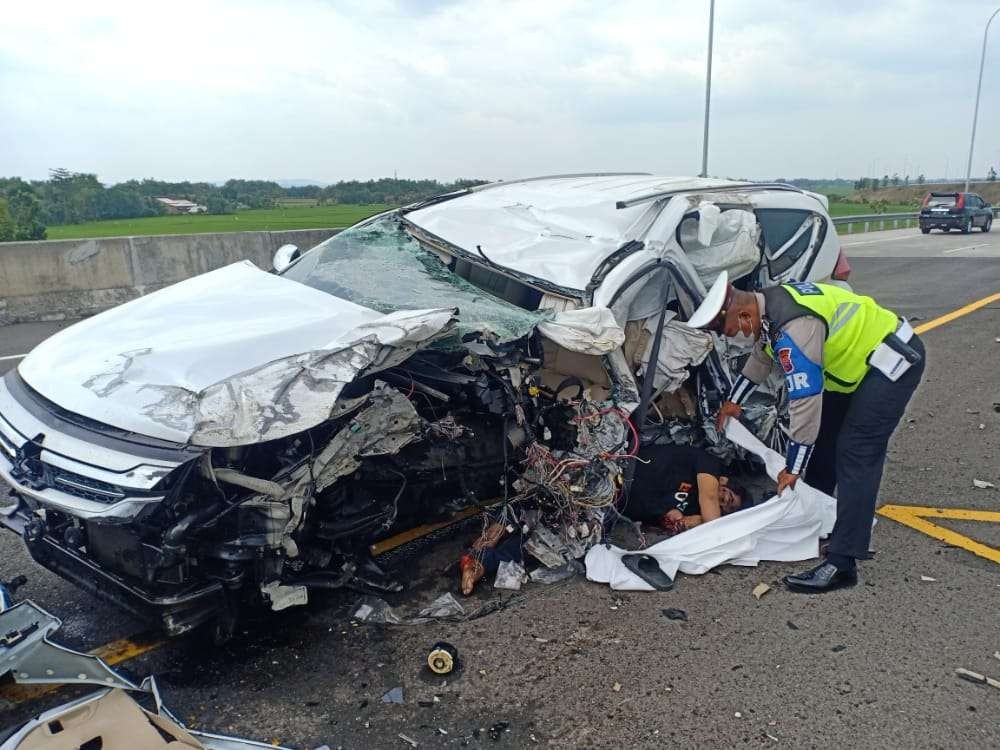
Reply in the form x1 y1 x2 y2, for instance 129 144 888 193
2 0 998 184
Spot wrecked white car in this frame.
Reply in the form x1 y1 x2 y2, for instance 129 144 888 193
0 174 848 637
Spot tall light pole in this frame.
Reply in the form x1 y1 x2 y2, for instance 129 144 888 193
700 0 716 178
964 6 1000 192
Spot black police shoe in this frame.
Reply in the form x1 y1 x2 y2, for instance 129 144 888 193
783 562 858 593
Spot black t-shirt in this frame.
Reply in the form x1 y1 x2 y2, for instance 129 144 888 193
623 444 723 523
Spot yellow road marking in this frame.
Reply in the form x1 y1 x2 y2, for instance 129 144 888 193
913 291 1000 335
0 633 165 703
877 504 1000 565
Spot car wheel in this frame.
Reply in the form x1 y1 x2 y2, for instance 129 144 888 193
982 217 992 233
920 227 930 234
962 217 972 234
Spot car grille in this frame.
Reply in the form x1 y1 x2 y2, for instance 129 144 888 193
45 465 129 504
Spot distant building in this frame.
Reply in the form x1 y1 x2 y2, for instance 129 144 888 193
155 197 208 214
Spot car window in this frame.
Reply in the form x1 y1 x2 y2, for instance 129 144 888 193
755 209 824 276
926 194 957 207
281 215 549 348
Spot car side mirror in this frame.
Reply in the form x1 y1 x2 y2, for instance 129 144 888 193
272 244 300 273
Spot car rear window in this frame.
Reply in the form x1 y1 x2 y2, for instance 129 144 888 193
926 194 957 207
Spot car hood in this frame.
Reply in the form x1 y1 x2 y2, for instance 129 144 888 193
18 261 457 446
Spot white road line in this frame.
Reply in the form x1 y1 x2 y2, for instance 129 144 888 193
840 234 919 247
942 243 992 255
0 354 27 362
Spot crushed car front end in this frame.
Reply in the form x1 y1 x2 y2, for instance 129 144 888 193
0 174 842 636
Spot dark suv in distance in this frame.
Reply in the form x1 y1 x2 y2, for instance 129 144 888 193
919 191 993 234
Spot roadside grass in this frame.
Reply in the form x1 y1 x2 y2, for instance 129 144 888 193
827 201 916 217
45 204 392 240
43 201 928 241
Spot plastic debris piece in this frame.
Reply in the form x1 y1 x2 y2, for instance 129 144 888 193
973 479 996 489
528 560 583 584
831 644 847 653
398 732 420 747
920 575 936 582
353 593 464 626
382 687 404 704
786 620 799 630
612 682 622 692
662 608 688 621
494 560 528 590
752 583 772 600
734 711 742 718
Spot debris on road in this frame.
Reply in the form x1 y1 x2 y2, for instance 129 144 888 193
752 583 772 600
494 560 528 591
612 682 622 692
973 479 996 489
955 668 1000 690
831 645 847 653
662 607 688 621
786 620 799 630
489 721 511 741
382 687 405 704
353 593 465 625
920 575 937 582
398 732 420 747
427 642 458 675
0 589 288 749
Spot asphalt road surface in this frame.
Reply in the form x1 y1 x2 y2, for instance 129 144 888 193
1 227 998 749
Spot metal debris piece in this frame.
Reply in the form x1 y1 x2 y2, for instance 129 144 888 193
752 583 772 600
955 668 1000 689
398 732 419 747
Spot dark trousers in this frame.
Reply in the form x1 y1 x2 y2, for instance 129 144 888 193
804 335 925 560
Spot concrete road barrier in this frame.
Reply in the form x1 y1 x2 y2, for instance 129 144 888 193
0 228 341 325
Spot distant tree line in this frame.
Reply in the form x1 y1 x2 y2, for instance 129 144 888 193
0 171 489 242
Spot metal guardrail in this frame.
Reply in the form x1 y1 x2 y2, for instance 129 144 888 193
833 207 999 234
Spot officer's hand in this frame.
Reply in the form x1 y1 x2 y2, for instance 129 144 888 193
776 469 799 496
716 401 742 433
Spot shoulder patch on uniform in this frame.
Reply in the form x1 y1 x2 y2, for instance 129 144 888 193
778 347 794 373
772 331 823 399
787 281 823 296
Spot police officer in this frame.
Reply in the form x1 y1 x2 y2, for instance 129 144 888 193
686 271 925 593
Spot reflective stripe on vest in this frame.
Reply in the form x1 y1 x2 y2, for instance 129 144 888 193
777 282 898 393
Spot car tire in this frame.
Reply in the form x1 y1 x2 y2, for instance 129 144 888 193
920 227 930 234
982 217 992 233
962 217 972 234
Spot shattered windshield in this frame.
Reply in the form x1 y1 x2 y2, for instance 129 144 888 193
282 215 550 348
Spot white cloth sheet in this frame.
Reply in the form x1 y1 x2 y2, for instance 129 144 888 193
585 420 837 591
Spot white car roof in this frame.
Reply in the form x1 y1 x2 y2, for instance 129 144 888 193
406 173 752 292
